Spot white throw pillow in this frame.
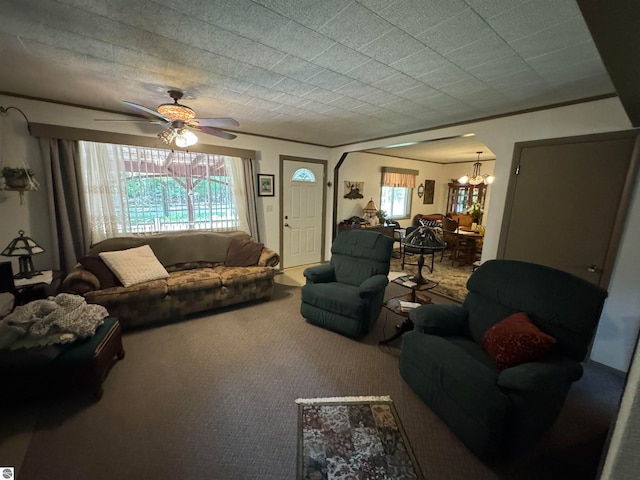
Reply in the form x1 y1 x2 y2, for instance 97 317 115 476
99 245 169 287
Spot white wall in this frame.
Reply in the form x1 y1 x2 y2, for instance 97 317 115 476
0 101 52 274
0 94 330 269
332 97 639 373
3 93 638 373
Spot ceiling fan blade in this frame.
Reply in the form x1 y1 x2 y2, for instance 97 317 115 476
196 126 238 140
122 101 168 121
190 117 239 128
95 119 167 124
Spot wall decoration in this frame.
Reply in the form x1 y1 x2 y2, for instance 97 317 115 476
257 174 275 196
417 184 425 198
423 179 435 204
343 181 364 199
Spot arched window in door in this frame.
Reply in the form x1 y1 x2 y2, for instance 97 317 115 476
291 168 316 182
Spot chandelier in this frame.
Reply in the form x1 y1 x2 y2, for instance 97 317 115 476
458 151 494 185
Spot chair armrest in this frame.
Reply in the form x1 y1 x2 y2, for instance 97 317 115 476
497 357 583 392
61 267 100 295
257 247 280 267
409 303 468 336
358 275 388 298
303 264 335 284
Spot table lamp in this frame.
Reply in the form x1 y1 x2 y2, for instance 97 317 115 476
402 226 446 284
1 230 45 279
363 198 378 224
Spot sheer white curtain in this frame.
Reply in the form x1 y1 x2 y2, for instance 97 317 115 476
79 141 130 243
78 141 251 244
228 156 250 234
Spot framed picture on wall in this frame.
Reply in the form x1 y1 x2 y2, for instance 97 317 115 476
423 179 435 204
257 174 275 196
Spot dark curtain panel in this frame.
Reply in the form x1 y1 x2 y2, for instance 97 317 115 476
39 138 90 273
242 157 260 241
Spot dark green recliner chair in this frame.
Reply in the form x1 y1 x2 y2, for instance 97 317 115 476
300 230 393 339
399 259 608 459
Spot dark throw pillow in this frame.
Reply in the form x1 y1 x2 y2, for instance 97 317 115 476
481 312 556 370
225 238 264 267
79 256 122 289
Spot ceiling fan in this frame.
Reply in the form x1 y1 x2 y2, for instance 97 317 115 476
99 90 239 147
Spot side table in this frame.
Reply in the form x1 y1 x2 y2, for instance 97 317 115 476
379 277 438 345
14 270 63 305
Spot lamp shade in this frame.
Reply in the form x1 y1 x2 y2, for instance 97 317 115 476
363 198 378 214
402 226 445 249
1 230 45 279
1 230 44 257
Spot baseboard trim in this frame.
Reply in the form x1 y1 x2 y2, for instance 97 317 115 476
586 359 627 377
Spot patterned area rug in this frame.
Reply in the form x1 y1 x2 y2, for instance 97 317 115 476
390 253 472 303
296 396 424 480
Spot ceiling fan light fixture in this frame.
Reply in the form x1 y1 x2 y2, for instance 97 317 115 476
157 102 196 122
158 128 174 145
174 128 198 148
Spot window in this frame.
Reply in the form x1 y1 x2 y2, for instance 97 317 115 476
381 186 411 218
79 141 249 243
380 167 417 219
291 168 315 182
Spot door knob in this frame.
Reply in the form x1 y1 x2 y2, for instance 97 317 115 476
285 223 290 227
587 264 598 273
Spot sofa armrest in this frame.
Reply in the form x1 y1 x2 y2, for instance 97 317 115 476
257 247 280 267
61 267 100 295
303 264 335 284
497 357 583 392
409 303 468 336
358 275 388 298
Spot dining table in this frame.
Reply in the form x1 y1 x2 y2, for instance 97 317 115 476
456 227 484 265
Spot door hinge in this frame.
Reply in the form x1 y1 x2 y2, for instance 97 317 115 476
515 164 521 175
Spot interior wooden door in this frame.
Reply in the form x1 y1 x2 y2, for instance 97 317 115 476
498 131 638 286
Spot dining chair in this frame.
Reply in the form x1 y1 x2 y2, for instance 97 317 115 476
440 216 472 267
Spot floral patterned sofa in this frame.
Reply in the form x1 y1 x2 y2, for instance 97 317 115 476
62 231 279 330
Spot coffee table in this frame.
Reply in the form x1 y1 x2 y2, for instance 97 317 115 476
379 277 438 345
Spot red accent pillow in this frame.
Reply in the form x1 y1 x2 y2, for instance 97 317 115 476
79 256 122 289
225 238 264 267
481 312 556 370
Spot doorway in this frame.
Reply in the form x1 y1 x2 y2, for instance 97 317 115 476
280 156 326 269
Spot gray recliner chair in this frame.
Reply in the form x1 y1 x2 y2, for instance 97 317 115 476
399 259 608 459
300 230 393 339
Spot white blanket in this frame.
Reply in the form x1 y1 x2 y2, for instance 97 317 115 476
0 293 108 350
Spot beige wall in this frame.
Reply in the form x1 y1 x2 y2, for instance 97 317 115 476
336 151 494 227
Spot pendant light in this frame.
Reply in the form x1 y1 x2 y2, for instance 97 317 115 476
458 151 494 185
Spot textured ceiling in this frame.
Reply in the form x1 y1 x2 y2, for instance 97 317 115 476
365 135 494 163
0 0 615 147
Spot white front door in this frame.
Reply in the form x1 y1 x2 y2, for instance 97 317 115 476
282 159 325 268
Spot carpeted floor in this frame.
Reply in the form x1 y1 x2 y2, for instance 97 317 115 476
1 283 625 480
